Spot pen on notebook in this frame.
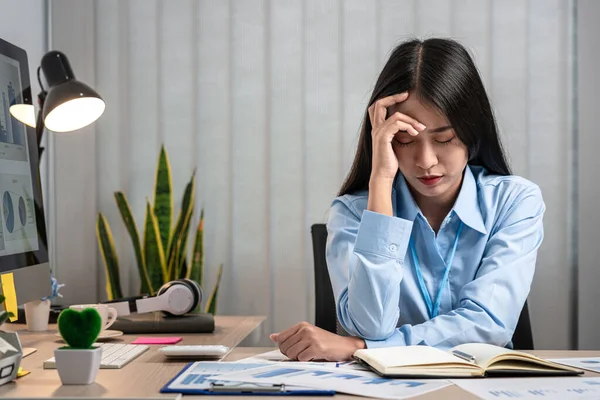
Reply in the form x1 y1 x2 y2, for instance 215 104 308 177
336 360 355 367
452 350 476 363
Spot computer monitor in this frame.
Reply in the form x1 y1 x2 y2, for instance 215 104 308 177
0 37 51 305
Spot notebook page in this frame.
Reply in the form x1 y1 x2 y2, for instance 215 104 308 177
451 343 524 368
355 345 473 368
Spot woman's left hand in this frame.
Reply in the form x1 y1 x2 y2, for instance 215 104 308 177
270 322 366 362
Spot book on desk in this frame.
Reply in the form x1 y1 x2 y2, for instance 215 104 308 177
353 342 585 378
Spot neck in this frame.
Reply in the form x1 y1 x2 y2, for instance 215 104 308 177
410 174 464 233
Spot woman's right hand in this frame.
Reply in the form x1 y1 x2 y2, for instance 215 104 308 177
367 92 426 183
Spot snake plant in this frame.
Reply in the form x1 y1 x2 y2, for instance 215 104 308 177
96 145 223 314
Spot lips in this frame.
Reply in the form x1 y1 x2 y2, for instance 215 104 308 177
418 176 442 186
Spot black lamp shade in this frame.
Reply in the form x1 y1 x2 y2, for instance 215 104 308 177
41 51 75 87
40 51 105 132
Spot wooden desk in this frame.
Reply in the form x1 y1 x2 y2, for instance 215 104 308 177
3 332 600 399
0 315 265 398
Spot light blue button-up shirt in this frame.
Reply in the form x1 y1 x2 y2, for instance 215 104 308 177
326 165 545 350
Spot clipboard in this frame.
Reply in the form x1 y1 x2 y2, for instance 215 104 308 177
160 362 335 396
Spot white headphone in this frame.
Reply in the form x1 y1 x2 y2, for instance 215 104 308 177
105 278 203 317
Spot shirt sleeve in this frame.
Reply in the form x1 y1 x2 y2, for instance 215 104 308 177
364 184 545 350
326 197 413 340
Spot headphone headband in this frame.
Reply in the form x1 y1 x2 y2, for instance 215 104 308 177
104 279 202 317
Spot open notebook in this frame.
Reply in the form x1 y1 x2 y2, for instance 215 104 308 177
353 343 584 378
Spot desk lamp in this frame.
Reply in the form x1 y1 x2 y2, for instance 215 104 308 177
9 50 105 156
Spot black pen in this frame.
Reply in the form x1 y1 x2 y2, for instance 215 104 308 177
452 349 477 363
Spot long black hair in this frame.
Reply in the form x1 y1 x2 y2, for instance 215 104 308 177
338 38 511 197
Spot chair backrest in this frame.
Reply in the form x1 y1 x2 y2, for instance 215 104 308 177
311 223 338 334
310 223 534 350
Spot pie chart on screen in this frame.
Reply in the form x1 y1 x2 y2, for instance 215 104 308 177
3 191 14 233
18 196 26 226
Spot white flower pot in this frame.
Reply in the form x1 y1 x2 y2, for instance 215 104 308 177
24 299 51 332
54 346 102 385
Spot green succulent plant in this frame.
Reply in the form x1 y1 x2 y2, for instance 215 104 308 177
57 308 102 349
0 294 15 326
96 145 223 314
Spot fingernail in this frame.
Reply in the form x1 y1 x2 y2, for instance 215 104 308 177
270 333 278 341
418 123 426 130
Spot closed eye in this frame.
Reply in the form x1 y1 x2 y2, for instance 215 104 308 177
435 136 455 145
392 137 414 147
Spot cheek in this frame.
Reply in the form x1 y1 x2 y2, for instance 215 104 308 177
393 147 413 173
442 146 469 171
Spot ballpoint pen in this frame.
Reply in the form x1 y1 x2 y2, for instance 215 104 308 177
452 349 477 363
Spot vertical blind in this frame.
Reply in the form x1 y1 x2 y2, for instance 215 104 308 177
51 0 575 348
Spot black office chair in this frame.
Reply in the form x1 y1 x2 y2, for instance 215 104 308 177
310 223 534 350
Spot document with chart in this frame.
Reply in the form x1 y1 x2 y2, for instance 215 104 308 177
548 357 600 374
161 362 333 395
234 349 367 370
213 363 450 400
451 377 600 399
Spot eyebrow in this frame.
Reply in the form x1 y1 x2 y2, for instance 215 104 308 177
428 125 453 133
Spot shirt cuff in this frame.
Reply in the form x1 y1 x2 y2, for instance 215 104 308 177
353 210 413 261
364 329 407 348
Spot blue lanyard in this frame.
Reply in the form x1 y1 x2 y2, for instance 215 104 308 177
409 221 464 319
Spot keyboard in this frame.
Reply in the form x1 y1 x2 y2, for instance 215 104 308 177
44 343 149 369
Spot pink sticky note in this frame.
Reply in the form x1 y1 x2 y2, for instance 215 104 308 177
131 337 182 345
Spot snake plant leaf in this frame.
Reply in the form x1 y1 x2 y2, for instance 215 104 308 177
187 208 204 287
179 258 188 279
205 264 223 315
115 192 152 295
96 213 124 300
167 237 182 282
167 172 195 271
143 200 167 294
153 145 173 254
166 239 176 282
175 204 194 279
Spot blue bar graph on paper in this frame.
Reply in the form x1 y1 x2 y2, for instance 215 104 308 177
333 374 360 380
182 374 198 384
303 370 332 377
489 390 523 397
568 389 592 394
390 381 425 388
253 368 302 378
364 378 393 385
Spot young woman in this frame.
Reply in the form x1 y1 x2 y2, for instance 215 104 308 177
270 38 545 361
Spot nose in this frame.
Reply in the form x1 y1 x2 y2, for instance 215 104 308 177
414 142 438 171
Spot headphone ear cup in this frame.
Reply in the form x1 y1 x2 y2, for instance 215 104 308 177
181 278 202 311
160 279 199 317
157 281 174 297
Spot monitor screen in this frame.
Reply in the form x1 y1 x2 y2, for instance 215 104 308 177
0 37 50 305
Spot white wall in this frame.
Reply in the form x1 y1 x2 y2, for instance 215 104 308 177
577 0 600 350
0 0 46 103
48 0 99 305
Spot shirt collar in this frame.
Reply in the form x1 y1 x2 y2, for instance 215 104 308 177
393 165 487 234
453 166 487 234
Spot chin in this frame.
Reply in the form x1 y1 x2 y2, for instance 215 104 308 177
412 179 450 198
416 185 448 197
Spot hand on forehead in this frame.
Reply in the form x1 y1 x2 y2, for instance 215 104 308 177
386 93 449 130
